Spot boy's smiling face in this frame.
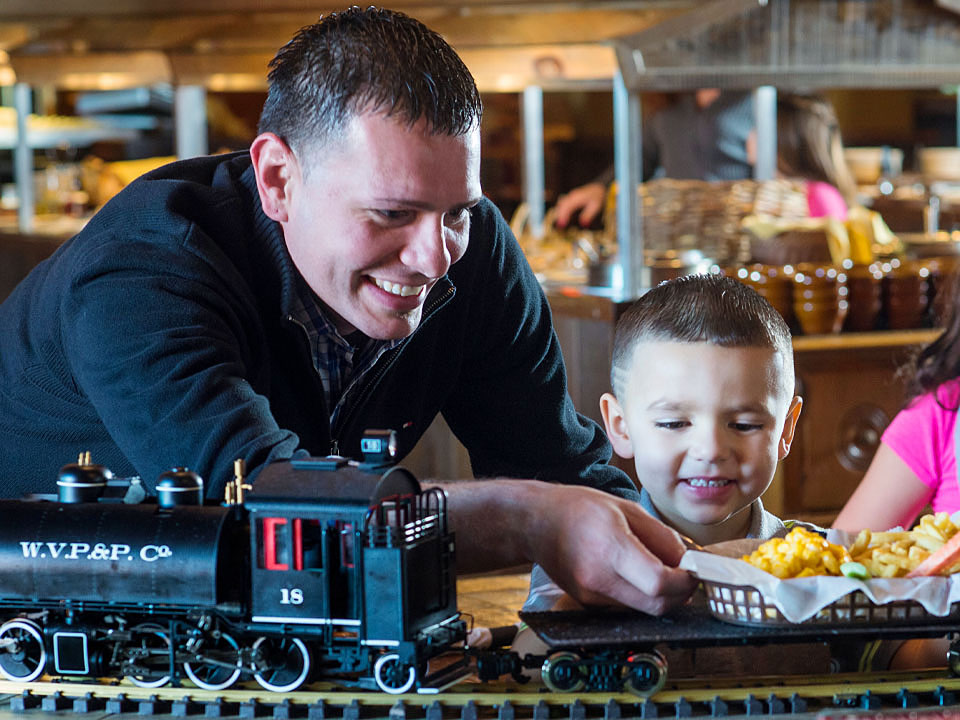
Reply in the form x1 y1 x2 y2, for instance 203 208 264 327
601 340 802 545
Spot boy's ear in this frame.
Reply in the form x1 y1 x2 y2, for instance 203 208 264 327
599 392 635 459
249 132 299 223
778 395 803 460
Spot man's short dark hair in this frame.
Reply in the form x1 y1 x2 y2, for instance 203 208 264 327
610 274 793 396
258 6 483 155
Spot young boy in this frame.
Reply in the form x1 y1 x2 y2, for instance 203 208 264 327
523 272 803 613
509 273 842 677
501 276 911 675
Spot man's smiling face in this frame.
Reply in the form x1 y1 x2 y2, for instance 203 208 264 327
279 111 482 340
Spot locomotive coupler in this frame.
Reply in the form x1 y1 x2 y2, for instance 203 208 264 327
474 650 531 684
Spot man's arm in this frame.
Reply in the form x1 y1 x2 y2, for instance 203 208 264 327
435 478 697 615
427 202 696 613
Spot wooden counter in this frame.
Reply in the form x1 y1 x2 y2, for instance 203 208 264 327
779 328 939 524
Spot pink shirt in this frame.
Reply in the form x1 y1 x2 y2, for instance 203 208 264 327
881 379 960 514
806 180 848 220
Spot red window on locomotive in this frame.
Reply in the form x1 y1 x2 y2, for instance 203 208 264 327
260 517 325 571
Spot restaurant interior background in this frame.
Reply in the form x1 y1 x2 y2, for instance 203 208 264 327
1 87 957 226
2 0 960 525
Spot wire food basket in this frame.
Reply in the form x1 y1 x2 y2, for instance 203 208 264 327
702 578 960 627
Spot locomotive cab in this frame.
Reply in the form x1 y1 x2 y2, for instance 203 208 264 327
246 460 422 628
244 456 466 692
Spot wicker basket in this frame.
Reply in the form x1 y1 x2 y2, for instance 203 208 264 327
634 178 810 267
702 578 960 627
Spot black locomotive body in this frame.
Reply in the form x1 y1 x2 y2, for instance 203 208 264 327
0 450 467 694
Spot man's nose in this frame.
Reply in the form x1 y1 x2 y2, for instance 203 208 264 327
400 216 451 278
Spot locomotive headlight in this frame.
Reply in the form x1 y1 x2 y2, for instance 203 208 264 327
360 429 398 465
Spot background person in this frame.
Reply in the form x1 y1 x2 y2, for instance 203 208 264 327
0 6 695 614
554 89 755 229
768 92 858 220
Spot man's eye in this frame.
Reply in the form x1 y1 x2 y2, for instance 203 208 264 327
655 420 687 430
444 207 471 228
376 209 412 222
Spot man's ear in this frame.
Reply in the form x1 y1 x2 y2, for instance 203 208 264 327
778 395 803 459
249 132 298 223
599 392 635 459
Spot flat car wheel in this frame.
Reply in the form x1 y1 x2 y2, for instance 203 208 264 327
948 642 960 676
541 651 586 693
373 653 416 694
252 637 310 692
624 651 667 697
0 619 46 682
183 632 243 691
127 626 172 688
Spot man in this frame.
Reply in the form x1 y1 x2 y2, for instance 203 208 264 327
0 7 693 613
555 89 755 228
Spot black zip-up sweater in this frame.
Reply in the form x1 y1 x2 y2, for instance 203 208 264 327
0 153 636 501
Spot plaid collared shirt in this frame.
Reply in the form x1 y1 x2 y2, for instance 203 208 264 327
290 279 402 429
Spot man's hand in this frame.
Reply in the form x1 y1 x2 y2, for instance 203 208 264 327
554 183 607 229
438 479 697 615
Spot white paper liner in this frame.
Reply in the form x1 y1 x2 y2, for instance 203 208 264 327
679 536 960 624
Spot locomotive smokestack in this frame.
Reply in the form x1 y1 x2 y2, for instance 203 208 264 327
57 452 112 503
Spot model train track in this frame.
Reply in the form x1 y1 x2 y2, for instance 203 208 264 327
5 670 960 717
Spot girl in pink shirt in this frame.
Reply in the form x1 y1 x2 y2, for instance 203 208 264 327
833 287 960 670
834 297 960 533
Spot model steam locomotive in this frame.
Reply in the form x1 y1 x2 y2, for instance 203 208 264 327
12 431 951 701
0 431 470 694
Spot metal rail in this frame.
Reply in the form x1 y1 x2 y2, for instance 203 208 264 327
6 670 960 718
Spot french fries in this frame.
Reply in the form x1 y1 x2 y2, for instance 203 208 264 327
740 513 960 579
849 512 959 578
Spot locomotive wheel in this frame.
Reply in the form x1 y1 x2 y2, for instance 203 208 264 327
126 625 172 688
183 631 243 691
0 619 46 682
623 651 667 697
541 651 586 693
252 636 311 692
373 653 416 694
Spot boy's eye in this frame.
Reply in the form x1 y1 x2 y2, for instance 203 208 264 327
654 420 688 430
730 422 764 432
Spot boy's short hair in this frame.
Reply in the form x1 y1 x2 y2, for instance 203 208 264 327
611 273 794 397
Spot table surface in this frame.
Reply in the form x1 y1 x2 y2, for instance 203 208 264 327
456 570 530 629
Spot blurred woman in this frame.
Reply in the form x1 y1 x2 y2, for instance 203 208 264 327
775 92 858 220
